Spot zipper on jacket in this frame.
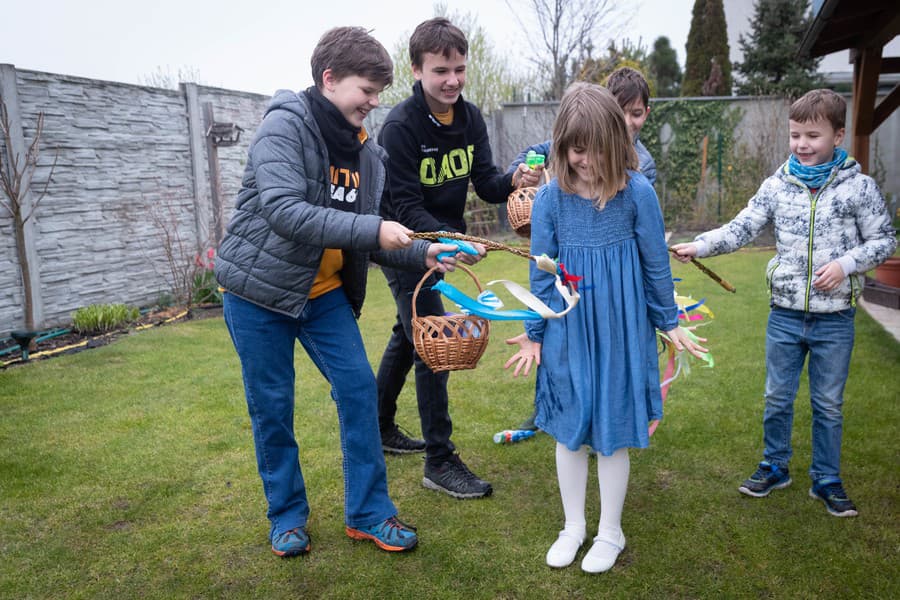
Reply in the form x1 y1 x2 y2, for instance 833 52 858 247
802 170 839 312
766 260 780 299
805 190 817 312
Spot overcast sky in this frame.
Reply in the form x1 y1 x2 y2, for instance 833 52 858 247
1 0 870 96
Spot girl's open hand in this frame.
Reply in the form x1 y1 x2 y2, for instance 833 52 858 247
664 326 708 359
504 332 541 377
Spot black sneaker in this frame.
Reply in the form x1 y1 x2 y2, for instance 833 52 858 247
809 478 858 517
423 455 493 499
381 425 426 454
738 461 792 497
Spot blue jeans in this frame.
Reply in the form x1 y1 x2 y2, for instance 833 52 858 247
223 289 396 539
762 306 855 482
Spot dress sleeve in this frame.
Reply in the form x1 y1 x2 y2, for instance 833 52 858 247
632 177 678 331
524 185 558 343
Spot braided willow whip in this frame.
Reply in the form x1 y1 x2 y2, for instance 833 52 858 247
410 231 533 260
410 231 736 293
668 248 736 293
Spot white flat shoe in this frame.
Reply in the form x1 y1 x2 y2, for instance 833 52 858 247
545 530 585 568
581 530 626 573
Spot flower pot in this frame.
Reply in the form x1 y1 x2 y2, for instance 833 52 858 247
874 256 900 289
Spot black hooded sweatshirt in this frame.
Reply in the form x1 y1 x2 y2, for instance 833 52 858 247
378 81 513 233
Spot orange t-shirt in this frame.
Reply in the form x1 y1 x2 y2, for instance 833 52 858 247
309 128 369 299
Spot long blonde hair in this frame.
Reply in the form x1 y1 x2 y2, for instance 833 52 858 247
550 82 637 208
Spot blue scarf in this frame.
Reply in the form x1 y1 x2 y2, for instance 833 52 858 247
788 147 847 189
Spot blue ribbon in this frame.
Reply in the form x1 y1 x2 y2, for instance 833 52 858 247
433 281 543 320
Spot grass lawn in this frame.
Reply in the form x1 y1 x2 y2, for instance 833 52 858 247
1 249 898 599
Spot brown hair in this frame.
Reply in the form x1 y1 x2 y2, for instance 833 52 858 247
604 66 650 109
408 18 468 67
550 82 637 207
310 27 393 90
789 89 846 130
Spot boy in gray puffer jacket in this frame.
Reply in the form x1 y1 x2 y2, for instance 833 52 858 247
215 26 463 558
672 89 896 518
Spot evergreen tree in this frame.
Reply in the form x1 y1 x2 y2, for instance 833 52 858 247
682 0 732 96
734 0 823 98
648 36 682 97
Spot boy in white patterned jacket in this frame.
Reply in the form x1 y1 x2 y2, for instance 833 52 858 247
672 89 896 518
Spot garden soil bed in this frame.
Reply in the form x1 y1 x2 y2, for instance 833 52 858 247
1 304 223 367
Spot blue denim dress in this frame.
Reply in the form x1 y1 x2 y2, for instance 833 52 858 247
525 175 679 455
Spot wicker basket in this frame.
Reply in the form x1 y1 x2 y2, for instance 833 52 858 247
507 171 549 238
507 186 537 238
411 264 490 372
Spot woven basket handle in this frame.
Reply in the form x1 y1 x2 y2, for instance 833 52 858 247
411 263 484 322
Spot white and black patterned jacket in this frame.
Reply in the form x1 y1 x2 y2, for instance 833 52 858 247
695 157 896 313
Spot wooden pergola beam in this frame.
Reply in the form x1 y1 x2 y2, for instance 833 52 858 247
873 83 900 130
851 45 884 171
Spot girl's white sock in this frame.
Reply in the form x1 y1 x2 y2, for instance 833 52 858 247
596 447 630 536
555 442 588 537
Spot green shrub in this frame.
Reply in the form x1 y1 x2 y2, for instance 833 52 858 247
71 303 140 334
192 269 223 305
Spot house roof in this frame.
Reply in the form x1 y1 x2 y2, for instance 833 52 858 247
799 0 900 58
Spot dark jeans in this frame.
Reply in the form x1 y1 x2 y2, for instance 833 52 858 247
376 266 455 463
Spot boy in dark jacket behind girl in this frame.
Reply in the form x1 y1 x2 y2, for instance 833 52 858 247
215 26 458 558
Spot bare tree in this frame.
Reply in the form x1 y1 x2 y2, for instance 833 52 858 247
138 65 204 90
381 2 525 112
0 100 57 332
505 0 626 100
143 192 209 308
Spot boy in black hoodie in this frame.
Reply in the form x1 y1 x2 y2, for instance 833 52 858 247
376 17 534 498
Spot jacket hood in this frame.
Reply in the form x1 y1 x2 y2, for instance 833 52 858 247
266 89 308 119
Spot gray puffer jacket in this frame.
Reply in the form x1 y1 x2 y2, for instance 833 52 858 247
696 157 896 313
215 90 430 318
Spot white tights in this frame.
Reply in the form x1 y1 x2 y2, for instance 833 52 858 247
555 442 630 539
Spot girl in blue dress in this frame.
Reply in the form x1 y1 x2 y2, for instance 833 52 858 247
505 82 707 573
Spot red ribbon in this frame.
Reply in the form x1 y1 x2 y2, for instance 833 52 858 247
557 262 583 290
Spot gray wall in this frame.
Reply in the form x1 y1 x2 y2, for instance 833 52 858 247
0 66 273 330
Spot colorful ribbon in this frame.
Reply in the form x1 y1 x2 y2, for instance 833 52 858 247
433 253 581 321
649 289 716 436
